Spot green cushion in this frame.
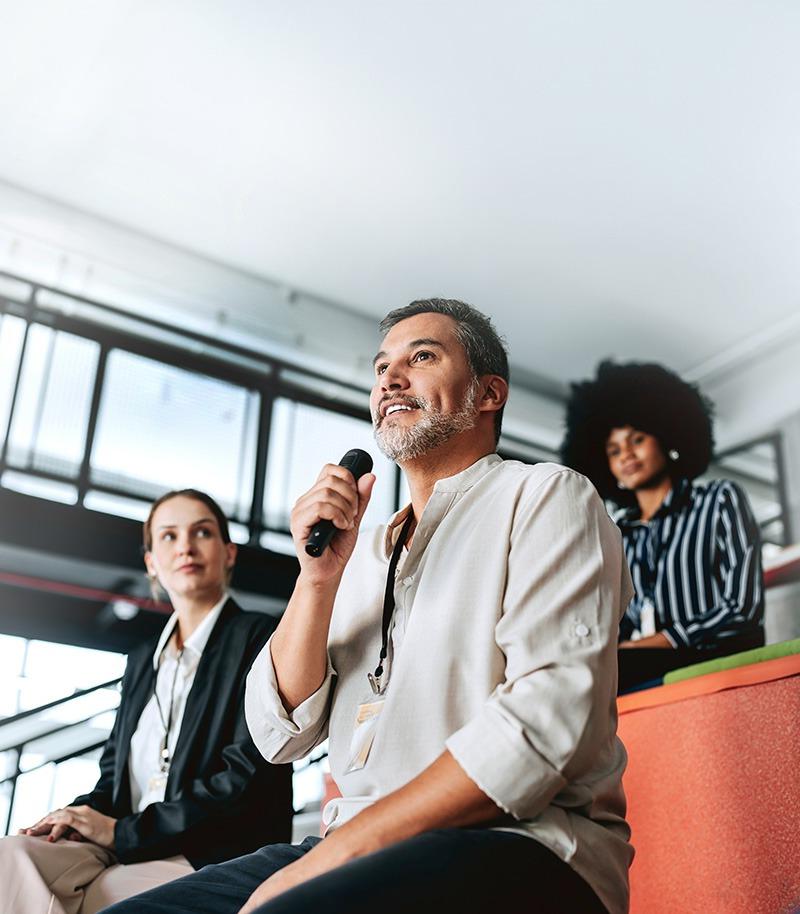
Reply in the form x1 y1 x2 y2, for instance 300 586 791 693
663 637 800 685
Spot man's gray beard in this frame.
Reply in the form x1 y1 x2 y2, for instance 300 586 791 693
373 379 481 463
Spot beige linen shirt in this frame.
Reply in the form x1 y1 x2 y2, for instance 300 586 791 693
246 456 634 914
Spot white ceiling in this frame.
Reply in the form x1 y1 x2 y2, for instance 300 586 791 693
0 1 799 408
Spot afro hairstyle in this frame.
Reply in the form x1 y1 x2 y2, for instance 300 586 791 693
559 360 715 507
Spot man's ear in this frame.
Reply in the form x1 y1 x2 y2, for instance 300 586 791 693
477 375 509 415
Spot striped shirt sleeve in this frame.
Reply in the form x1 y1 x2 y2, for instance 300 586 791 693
662 481 763 648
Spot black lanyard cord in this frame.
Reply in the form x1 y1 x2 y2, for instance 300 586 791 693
153 645 184 770
371 511 416 690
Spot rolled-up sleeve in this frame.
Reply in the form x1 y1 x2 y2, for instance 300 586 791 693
446 469 630 821
245 635 335 764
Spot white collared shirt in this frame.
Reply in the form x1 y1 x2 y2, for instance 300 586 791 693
246 457 635 914
128 595 227 812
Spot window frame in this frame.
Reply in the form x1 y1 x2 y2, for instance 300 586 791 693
0 273 402 545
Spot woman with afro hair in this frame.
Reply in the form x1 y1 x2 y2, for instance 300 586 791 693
561 360 764 689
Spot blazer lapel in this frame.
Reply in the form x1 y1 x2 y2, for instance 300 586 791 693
166 599 240 794
113 656 156 810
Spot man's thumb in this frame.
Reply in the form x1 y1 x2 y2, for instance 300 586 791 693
355 473 376 523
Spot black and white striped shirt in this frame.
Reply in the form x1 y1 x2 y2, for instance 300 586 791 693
615 478 764 649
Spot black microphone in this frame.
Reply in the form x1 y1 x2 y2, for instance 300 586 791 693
305 448 374 557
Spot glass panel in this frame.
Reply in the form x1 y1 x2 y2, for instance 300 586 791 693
0 276 32 302
21 641 125 701
264 398 397 532
20 713 114 772
260 530 295 555
279 368 369 411
228 521 250 545
0 749 18 781
0 634 27 717
0 314 26 449
398 469 411 510
498 437 558 464
292 756 325 813
90 350 259 519
0 634 26 678
50 751 103 811
0 779 12 836
83 489 152 521
0 693 121 755
5 325 99 476
0 470 78 505
705 436 787 547
7 764 55 834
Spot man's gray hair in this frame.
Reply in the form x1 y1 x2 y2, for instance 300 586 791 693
379 298 509 443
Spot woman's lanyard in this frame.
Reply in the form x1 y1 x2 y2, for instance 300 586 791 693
367 510 415 696
153 645 184 773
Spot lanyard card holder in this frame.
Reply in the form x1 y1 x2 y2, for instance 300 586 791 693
344 511 414 775
345 694 387 773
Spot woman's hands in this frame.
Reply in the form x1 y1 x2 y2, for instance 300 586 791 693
291 465 375 584
19 805 117 848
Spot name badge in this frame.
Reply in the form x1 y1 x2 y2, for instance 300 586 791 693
147 771 168 793
344 695 386 773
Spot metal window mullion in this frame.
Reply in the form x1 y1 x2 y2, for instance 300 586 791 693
775 432 792 545
27 328 57 471
248 384 276 545
3 748 21 836
0 303 34 470
77 345 109 502
233 389 257 522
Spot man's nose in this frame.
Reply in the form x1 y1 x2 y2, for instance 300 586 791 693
381 363 409 391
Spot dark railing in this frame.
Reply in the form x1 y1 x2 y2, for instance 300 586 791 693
0 678 122 729
0 678 122 835
0 676 332 834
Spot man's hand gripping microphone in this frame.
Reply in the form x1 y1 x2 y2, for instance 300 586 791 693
305 449 374 557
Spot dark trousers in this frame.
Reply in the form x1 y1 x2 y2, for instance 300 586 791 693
99 830 608 914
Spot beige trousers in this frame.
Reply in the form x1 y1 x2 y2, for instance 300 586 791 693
0 835 193 914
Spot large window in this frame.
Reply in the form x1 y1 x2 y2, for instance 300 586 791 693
91 350 259 520
0 634 125 836
264 398 397 533
0 272 592 558
0 315 26 442
705 434 792 550
0 278 407 549
5 324 98 479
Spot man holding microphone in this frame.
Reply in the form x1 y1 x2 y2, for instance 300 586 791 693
104 299 633 914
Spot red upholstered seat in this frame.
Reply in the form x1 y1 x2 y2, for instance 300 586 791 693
618 656 800 914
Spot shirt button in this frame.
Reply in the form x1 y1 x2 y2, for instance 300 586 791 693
575 623 590 638
402 576 414 586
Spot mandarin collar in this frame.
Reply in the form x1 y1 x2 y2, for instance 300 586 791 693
382 453 502 558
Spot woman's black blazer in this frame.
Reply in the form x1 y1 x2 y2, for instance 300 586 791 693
72 598 294 868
